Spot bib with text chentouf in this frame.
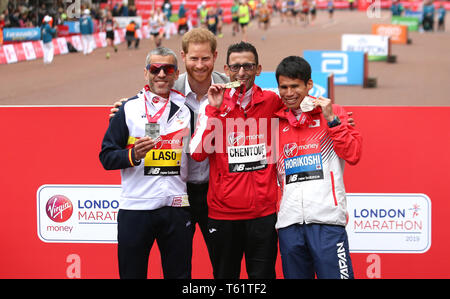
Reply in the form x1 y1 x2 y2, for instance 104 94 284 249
144 130 184 176
227 131 267 173
283 140 323 184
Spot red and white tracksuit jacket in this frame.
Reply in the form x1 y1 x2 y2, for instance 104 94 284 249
189 85 284 220
274 104 362 229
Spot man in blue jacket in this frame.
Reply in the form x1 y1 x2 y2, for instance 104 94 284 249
79 9 94 55
41 15 56 64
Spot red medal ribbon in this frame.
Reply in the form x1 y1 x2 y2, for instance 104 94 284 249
143 85 169 123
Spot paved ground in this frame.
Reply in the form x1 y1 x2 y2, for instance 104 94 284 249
1 10 449 106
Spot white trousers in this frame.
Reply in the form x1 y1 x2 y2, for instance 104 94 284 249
164 22 172 39
42 41 54 64
81 34 94 55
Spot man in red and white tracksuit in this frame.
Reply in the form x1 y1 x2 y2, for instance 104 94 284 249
190 42 283 279
274 56 362 279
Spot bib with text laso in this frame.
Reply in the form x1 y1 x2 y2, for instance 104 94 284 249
283 140 323 184
144 129 185 176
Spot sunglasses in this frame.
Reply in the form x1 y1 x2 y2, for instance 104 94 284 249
146 63 178 75
228 63 257 73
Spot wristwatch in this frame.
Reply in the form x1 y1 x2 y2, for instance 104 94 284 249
327 116 341 128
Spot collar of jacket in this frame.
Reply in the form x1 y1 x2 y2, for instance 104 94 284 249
274 105 322 128
222 84 266 112
140 87 185 122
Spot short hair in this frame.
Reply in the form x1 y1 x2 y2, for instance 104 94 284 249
275 56 311 84
181 27 217 54
145 47 178 68
226 42 259 66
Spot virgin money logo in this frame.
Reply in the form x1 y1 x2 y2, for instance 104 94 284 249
228 132 245 146
46 195 73 223
283 143 298 158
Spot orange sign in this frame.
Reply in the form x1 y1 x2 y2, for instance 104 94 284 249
372 24 408 44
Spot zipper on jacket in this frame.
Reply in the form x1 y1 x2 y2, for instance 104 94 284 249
330 171 338 206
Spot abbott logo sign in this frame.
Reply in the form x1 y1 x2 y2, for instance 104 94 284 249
321 52 348 75
304 50 365 86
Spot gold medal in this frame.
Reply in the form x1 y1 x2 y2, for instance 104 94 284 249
224 81 242 89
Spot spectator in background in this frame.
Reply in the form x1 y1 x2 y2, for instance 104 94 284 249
80 9 94 55
199 1 208 28
162 0 172 39
103 10 118 54
0 13 5 30
149 8 165 47
422 0 435 31
41 15 56 64
301 0 310 27
178 0 188 35
390 0 403 17
121 4 129 16
37 4 46 26
310 0 317 24
125 20 140 49
9 9 20 27
348 0 355 10
327 0 334 20
258 2 270 40
238 0 251 42
231 0 240 36
112 4 120 17
128 5 137 16
57 7 67 26
437 3 446 32
206 6 218 35
216 2 224 38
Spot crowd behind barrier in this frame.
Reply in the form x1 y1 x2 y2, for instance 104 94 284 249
1 0 448 42
1 0 449 280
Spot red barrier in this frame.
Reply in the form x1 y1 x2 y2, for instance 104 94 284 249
0 106 449 279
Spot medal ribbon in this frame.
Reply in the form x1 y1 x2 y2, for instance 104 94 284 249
143 86 170 123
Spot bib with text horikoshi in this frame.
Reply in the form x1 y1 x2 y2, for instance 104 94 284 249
283 140 323 184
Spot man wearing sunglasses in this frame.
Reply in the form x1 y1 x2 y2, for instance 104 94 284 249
190 41 282 279
109 28 229 272
99 47 193 279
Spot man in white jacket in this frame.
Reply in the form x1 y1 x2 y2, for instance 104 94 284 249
99 47 192 279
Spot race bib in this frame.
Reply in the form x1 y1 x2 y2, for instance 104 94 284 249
228 143 267 173
143 130 185 176
144 149 182 176
283 140 323 184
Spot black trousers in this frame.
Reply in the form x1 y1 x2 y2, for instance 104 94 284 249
117 207 193 279
207 213 278 279
187 182 213 263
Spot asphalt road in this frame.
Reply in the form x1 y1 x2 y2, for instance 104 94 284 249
1 10 449 106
